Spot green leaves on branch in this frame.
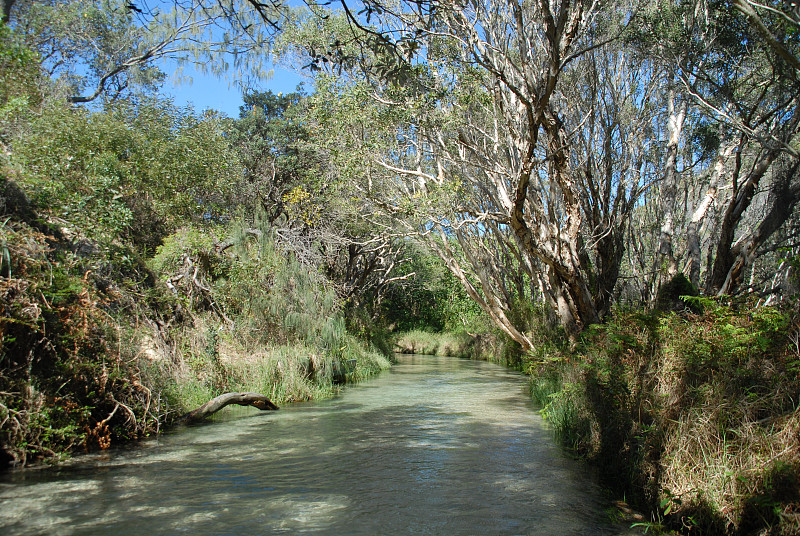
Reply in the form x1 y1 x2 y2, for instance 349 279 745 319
15 98 241 251
13 0 288 104
0 24 39 150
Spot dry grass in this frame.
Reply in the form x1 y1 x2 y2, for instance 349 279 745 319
660 403 800 532
529 304 800 535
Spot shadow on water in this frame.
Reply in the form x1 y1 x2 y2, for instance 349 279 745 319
0 355 642 535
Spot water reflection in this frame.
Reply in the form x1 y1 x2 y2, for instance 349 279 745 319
0 355 641 535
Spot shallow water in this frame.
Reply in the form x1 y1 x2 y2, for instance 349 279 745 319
0 354 641 535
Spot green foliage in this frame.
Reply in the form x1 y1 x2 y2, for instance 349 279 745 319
0 24 38 97
381 245 487 333
14 0 285 104
0 24 40 150
655 274 699 312
0 189 159 466
739 461 800 535
149 226 225 276
0 172 394 468
624 1 695 57
392 329 514 364
14 97 240 251
0 1 401 471
0 54 389 469
527 303 800 534
225 89 321 221
663 296 792 370
151 217 392 384
17 0 164 101
343 304 393 357
212 223 340 344
536 379 592 452
393 330 473 357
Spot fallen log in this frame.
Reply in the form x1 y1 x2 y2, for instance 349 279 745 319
180 392 279 423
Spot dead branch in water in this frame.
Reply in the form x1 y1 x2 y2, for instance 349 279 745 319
179 392 278 423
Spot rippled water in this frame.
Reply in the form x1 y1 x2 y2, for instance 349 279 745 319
0 355 641 535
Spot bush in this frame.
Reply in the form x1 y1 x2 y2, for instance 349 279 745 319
0 179 392 468
527 302 800 534
14 98 241 253
146 222 392 410
0 182 160 466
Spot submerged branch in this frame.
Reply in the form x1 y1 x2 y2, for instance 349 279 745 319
179 392 279 423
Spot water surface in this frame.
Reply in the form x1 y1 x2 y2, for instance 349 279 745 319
0 354 640 535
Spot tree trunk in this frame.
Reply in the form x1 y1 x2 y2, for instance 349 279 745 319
685 142 734 286
708 149 778 293
594 227 626 318
180 392 279 423
658 84 688 279
1 0 13 23
715 160 800 295
429 231 535 351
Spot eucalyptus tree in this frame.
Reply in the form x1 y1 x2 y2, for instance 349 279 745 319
629 0 800 299
699 0 800 296
275 0 800 347
15 97 242 250
282 0 652 344
561 44 663 314
733 0 800 72
7 0 288 104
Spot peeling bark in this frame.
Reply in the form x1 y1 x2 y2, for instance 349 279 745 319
658 83 688 279
708 149 778 293
685 142 735 287
715 160 800 295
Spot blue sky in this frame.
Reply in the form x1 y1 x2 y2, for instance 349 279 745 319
160 61 309 118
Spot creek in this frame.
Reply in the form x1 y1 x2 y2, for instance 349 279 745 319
0 354 641 535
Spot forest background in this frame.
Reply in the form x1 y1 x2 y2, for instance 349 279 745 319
1 0 800 534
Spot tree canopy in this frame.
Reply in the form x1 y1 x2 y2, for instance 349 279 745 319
270 0 800 344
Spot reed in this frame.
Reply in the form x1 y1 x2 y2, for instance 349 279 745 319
394 330 478 358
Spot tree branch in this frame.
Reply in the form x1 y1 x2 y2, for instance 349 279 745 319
180 392 279 423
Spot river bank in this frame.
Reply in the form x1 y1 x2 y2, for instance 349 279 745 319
0 177 391 469
393 329 521 368
395 303 800 536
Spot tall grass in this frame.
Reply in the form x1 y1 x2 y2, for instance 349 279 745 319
143 223 393 421
527 302 800 535
529 366 591 451
144 324 392 419
393 329 514 363
394 330 474 357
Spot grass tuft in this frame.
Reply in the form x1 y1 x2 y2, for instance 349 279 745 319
525 302 800 535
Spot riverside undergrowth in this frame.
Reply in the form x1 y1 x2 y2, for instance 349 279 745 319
0 177 390 469
529 301 800 535
393 329 529 369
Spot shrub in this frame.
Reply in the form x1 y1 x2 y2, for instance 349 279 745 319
527 302 800 534
0 189 160 466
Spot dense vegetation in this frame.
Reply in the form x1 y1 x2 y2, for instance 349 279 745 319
2 0 800 534
531 301 800 534
0 18 392 468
